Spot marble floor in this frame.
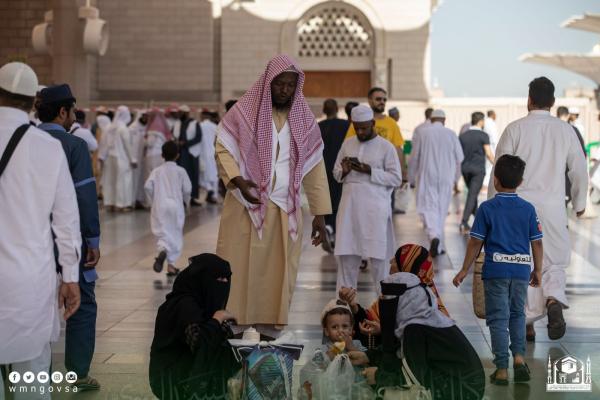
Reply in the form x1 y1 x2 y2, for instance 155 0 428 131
41 191 600 399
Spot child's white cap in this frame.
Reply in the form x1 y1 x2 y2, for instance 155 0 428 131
321 298 353 325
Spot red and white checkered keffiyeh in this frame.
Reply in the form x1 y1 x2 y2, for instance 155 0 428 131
219 55 323 240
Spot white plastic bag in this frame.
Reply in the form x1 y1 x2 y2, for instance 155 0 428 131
324 354 355 399
298 349 328 400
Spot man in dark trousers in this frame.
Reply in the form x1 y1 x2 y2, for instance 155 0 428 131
458 111 494 233
175 104 202 205
37 84 101 391
319 98 349 252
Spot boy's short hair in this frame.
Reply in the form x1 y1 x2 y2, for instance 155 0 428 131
162 141 179 161
494 154 526 189
321 299 354 327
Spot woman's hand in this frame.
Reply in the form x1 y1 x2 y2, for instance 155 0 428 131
213 310 236 324
359 319 381 336
338 287 358 313
362 367 378 385
347 351 369 366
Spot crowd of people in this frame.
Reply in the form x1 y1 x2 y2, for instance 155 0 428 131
0 53 594 400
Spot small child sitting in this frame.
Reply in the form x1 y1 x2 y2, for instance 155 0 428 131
453 154 543 386
320 299 367 359
145 141 192 276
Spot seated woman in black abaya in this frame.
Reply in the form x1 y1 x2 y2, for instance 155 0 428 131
349 272 486 400
149 254 240 400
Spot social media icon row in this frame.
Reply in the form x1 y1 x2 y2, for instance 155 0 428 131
8 371 78 384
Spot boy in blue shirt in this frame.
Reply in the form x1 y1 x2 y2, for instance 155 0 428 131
453 154 543 385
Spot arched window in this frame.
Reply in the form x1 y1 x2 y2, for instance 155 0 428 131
297 5 372 58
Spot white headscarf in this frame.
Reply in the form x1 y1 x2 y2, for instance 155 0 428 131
96 115 111 131
113 105 131 127
384 272 455 341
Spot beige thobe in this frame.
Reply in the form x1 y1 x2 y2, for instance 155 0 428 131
215 141 331 325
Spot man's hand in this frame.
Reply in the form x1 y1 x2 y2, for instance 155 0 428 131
359 319 381 336
231 177 261 205
348 351 369 366
453 269 469 287
213 309 236 324
59 282 80 320
84 247 100 268
529 269 542 287
576 209 585 217
311 215 327 246
362 367 378 385
351 162 371 175
341 158 352 176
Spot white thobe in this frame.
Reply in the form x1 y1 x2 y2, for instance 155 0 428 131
129 120 147 203
102 123 136 208
70 122 98 152
145 161 192 264
489 110 588 321
484 117 499 184
409 122 464 250
0 107 81 364
333 135 401 290
144 130 167 194
196 120 219 192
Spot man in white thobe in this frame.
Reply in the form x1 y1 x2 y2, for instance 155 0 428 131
484 110 499 185
100 105 137 210
568 106 586 139
489 77 588 340
129 109 148 207
409 109 464 257
0 62 81 400
334 105 402 294
195 109 219 203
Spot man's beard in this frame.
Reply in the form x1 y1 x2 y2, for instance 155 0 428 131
273 97 292 110
372 105 384 114
357 133 375 142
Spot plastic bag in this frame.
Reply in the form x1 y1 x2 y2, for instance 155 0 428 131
323 354 355 400
298 350 328 400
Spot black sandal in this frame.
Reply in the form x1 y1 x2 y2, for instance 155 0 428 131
489 370 509 386
547 302 566 340
153 251 166 273
166 267 180 277
514 363 531 383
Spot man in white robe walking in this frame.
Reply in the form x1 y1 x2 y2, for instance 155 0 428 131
99 105 137 211
0 62 81 399
196 109 219 204
489 77 588 340
409 109 464 257
334 105 402 294
130 109 148 208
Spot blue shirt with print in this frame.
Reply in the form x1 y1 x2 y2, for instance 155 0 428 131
470 193 543 280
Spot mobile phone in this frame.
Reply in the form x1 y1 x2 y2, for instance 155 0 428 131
347 157 360 165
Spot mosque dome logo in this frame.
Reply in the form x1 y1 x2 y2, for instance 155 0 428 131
547 354 592 392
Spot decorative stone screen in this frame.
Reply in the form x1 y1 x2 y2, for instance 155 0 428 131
297 5 372 58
